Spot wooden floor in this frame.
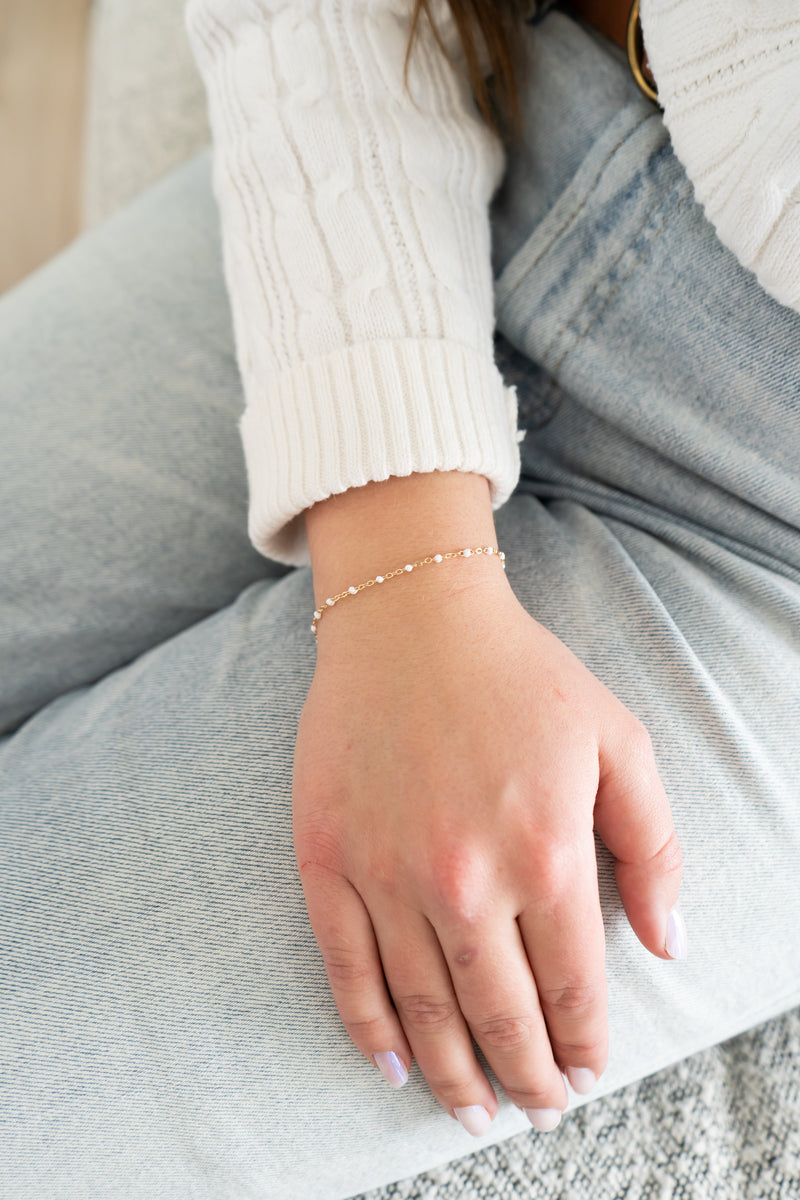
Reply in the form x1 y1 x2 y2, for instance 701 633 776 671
0 0 92 294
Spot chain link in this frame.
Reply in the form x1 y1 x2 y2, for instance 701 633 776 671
311 546 507 637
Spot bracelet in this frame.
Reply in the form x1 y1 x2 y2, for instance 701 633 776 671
311 545 506 637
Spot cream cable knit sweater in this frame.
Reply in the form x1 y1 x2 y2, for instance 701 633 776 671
186 0 800 566
186 0 519 564
641 0 800 314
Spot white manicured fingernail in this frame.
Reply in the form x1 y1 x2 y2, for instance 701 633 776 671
525 1107 562 1132
454 1105 493 1137
665 906 688 960
374 1051 408 1089
565 1066 596 1095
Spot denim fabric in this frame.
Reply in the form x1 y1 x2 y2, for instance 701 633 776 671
2 13 799 1200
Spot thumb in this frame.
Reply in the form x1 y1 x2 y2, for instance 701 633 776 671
593 716 685 960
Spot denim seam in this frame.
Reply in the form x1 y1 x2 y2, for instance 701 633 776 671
514 479 800 589
495 109 654 308
544 177 693 379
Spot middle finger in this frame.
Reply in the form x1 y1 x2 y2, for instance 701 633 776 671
372 903 498 1134
437 909 569 1128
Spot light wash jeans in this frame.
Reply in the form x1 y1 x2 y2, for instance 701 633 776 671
2 12 799 1199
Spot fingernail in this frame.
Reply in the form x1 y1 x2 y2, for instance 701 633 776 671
665 906 688 960
525 1107 562 1132
454 1105 493 1137
565 1066 596 1095
374 1051 408 1089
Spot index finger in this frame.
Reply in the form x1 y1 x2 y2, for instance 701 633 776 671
298 860 414 1087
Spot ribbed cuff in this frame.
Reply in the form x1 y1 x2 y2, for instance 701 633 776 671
239 338 521 565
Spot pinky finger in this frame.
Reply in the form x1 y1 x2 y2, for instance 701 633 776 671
299 863 412 1089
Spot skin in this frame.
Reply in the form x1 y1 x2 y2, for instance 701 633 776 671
295 471 682 1131
571 0 632 50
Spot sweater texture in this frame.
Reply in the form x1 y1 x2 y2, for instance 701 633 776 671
186 0 800 564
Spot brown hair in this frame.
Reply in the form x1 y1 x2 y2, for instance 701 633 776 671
404 0 532 141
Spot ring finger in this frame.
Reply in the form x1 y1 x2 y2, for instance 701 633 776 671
375 903 569 1133
437 910 569 1129
372 904 498 1136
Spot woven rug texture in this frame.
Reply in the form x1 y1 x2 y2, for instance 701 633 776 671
357 1011 800 1199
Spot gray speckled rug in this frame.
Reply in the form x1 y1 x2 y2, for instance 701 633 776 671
83 5 800 1196
357 1010 800 1199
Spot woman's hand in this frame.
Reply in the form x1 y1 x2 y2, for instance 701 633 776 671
294 473 683 1135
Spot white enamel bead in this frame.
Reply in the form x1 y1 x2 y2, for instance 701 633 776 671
312 548 507 636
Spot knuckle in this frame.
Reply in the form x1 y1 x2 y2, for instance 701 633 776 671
322 950 373 988
656 830 683 878
427 1072 483 1105
540 982 602 1019
295 822 346 878
625 718 658 775
345 1014 391 1045
510 1085 564 1109
394 993 459 1033
357 849 401 897
527 835 577 898
472 1014 534 1052
551 1039 607 1080
428 854 489 925
629 714 653 749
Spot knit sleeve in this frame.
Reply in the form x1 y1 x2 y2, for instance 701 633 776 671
185 0 520 565
641 0 800 315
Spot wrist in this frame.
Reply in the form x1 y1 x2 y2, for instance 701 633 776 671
306 471 513 644
311 543 508 638
306 471 497 600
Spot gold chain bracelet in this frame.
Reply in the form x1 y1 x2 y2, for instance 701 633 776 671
311 545 506 637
